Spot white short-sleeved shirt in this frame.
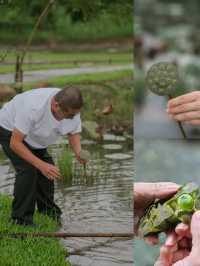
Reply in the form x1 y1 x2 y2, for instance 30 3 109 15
0 88 82 149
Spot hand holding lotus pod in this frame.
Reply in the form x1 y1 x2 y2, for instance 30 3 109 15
146 61 187 138
146 62 180 96
138 182 200 237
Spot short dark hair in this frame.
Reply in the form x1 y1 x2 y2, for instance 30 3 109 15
54 86 83 111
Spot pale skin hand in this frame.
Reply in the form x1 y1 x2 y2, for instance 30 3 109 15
167 91 200 125
155 211 200 266
134 182 180 244
10 128 61 181
68 133 88 164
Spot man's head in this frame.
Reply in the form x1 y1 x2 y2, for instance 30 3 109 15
52 86 83 120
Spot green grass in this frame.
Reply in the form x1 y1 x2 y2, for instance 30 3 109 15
23 69 133 90
2 51 132 62
0 51 132 74
0 194 71 266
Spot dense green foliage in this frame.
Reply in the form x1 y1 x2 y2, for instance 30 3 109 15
0 0 133 43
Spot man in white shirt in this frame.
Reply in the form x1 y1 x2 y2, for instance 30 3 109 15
0 86 85 226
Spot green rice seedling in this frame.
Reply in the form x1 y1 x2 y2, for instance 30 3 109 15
57 146 74 185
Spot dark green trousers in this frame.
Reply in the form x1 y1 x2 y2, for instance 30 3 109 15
0 126 62 224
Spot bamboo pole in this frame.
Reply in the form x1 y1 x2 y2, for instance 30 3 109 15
0 232 134 239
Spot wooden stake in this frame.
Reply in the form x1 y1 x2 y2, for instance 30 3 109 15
0 232 134 239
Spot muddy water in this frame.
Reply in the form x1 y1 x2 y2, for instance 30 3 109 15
0 136 133 266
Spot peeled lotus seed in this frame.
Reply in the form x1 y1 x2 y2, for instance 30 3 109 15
177 194 194 211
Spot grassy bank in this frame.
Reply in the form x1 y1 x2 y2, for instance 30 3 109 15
0 194 70 266
23 69 133 130
0 50 132 74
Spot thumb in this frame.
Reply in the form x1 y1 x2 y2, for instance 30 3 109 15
151 183 180 201
191 210 200 250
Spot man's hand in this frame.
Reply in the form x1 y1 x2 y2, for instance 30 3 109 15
134 182 180 244
10 128 61 181
155 211 200 266
167 91 200 125
38 161 61 181
76 155 88 165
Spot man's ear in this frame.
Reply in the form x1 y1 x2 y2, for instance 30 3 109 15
52 98 59 108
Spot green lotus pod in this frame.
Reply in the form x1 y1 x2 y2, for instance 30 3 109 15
146 62 179 96
177 194 194 211
138 183 200 237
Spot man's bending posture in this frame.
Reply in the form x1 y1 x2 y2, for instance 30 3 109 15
0 86 84 226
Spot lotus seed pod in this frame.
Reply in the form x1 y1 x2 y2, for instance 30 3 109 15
138 182 200 237
146 62 179 96
177 194 194 211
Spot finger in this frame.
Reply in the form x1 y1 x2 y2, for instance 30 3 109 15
50 168 61 179
49 172 60 180
145 235 159 245
167 101 200 115
167 91 199 109
184 119 200 125
46 174 54 181
170 111 200 122
175 223 191 238
165 231 178 247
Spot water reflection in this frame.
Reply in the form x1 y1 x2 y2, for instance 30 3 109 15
0 137 133 266
135 138 200 181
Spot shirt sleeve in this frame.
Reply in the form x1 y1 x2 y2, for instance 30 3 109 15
14 108 34 135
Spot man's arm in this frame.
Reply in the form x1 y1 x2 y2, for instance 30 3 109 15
10 128 60 180
67 133 81 158
68 133 88 164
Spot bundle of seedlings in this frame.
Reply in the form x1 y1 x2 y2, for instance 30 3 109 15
56 146 74 185
56 145 91 185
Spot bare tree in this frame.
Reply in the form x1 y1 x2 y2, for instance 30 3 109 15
0 49 9 63
15 0 56 93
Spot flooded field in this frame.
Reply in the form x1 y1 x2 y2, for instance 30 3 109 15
0 134 133 266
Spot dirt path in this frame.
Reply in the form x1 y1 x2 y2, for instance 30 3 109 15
0 64 133 83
